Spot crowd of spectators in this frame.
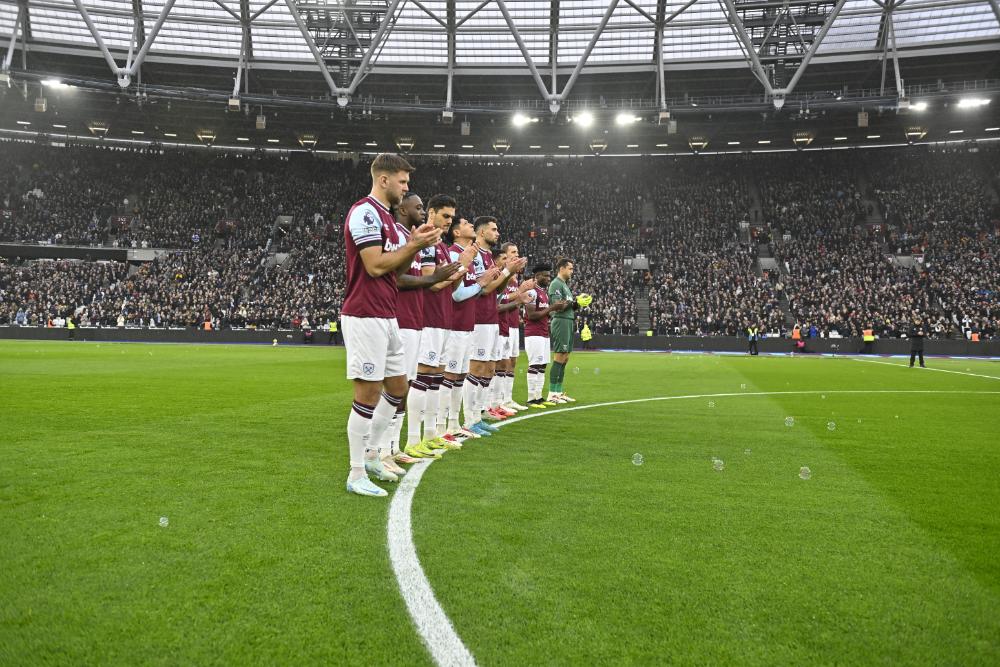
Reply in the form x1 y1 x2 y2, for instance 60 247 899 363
1 141 997 339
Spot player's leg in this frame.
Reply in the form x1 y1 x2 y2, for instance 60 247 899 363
444 331 478 439
506 332 527 410
919 349 926 367
909 351 916 367
468 326 497 434
342 316 393 497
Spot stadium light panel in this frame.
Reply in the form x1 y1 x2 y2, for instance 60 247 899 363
655 143 669 147
727 141 740 146
911 101 928 112
16 120 30 125
757 140 771 145
626 144 639 148
615 113 639 126
905 127 927 142
131 130 144 135
365 142 377 147
866 134 881 139
833 136 847 141
575 112 594 128
957 98 990 109
395 137 415 152
949 130 964 134
42 78 71 89
986 127 1000 132
433 144 446 148
163 132 177 138
52 124 67 129
558 145 570 149
512 113 532 127
236 137 250 142
336 141 349 146
267 138 280 143
529 145 541 149
461 144 474 148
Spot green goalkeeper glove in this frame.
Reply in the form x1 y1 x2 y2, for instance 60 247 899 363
576 293 593 308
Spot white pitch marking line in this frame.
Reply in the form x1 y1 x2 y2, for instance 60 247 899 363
852 357 1000 381
388 388 1000 667
387 459 477 667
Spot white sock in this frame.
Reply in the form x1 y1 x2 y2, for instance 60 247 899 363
370 393 401 457
503 373 514 404
448 378 464 432
406 382 427 445
424 386 440 441
385 410 405 455
437 381 452 433
347 401 374 476
462 378 479 429
480 376 493 415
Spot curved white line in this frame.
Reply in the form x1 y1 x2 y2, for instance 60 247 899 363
852 357 1000 381
388 389 1000 666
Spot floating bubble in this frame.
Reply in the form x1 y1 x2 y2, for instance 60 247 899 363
744 448 751 455
713 458 725 472
631 453 644 466
799 466 812 480
708 401 715 408
272 339 278 346
827 421 836 431
894 415 899 419
159 516 169 528
821 394 826 400
740 383 747 390
857 418 862 424
573 367 580 374
784 416 795 427
593 368 600 375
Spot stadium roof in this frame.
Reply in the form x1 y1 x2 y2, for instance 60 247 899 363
2 0 999 110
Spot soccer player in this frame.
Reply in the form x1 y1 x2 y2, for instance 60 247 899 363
547 258 586 403
441 218 500 440
494 242 534 414
523 263 569 408
379 192 461 471
466 217 527 435
404 195 476 458
342 153 441 498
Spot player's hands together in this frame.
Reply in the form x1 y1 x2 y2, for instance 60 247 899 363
457 243 477 267
518 278 536 292
509 257 528 274
518 291 533 305
552 300 570 312
410 223 441 249
477 266 500 286
432 262 462 282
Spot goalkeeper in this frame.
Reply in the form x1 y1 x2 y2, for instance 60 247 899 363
546 257 592 404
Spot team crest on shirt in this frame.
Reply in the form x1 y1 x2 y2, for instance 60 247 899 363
448 360 457 370
478 348 486 356
362 362 375 376
428 351 437 361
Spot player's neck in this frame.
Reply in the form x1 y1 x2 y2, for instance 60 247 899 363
477 237 492 251
367 190 392 211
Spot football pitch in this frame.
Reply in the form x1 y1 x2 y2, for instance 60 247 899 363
1 340 998 665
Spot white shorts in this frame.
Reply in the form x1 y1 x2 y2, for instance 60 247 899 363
417 327 450 368
400 327 422 381
507 331 520 360
444 330 473 375
471 323 501 362
342 315 405 381
524 335 551 366
499 332 512 359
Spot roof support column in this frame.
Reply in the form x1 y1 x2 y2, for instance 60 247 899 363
2 3 25 74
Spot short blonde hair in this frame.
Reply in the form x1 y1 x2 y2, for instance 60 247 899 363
371 153 415 177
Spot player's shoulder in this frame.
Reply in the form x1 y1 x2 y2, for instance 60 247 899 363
347 200 383 233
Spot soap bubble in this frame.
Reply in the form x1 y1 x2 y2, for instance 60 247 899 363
593 368 600 375
708 401 715 408
573 367 580 374
740 383 747 390
821 394 826 400
799 466 811 480
631 453 644 466
784 416 795 427
744 448 751 455
857 418 862 424
159 516 169 528
827 421 836 431
712 458 725 472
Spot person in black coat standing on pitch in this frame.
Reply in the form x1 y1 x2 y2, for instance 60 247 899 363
909 316 927 368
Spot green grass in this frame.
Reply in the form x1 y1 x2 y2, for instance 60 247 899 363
1 341 999 665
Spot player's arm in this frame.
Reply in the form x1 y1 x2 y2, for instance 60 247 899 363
354 210 440 277
401 262 462 290
482 257 527 295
